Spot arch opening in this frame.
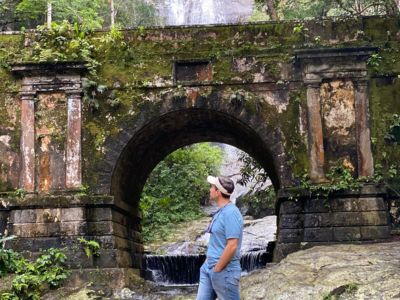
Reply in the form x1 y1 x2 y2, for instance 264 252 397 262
111 108 282 206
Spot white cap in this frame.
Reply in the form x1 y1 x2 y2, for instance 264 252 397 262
207 176 232 196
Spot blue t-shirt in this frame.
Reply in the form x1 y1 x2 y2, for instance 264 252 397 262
206 203 243 271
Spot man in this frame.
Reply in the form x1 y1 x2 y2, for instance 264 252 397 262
196 175 244 300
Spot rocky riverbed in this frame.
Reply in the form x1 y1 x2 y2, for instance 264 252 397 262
241 241 400 300
38 240 400 299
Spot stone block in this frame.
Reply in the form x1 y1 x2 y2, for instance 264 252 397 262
132 254 144 269
279 201 302 215
60 221 87 235
330 197 386 212
12 223 49 237
272 243 301 262
87 221 113 235
304 198 330 213
277 229 303 243
279 214 303 229
86 207 112 222
46 222 62 236
36 209 61 223
333 227 361 241
130 230 143 243
0 211 9 235
65 249 94 269
116 250 133 268
113 222 129 239
304 213 332 227
332 211 388 226
12 209 37 223
360 211 389 226
304 227 333 242
112 211 129 227
93 249 118 268
10 237 62 252
61 207 85 222
360 225 391 240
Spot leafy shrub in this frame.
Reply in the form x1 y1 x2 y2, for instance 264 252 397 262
0 248 69 300
140 143 223 242
0 236 20 277
78 238 100 258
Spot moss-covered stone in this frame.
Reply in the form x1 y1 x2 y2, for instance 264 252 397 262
0 16 400 193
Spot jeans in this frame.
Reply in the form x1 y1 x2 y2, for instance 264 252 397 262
196 262 241 300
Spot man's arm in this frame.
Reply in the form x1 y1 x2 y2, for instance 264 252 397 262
213 238 238 272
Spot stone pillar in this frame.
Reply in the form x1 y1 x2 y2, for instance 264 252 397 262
66 90 82 189
19 92 36 192
306 82 325 182
354 80 374 177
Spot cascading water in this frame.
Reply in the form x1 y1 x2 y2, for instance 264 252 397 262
164 0 224 25
161 0 254 26
143 241 275 285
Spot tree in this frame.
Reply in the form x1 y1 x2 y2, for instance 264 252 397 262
140 143 223 242
252 0 399 20
0 0 20 30
15 0 105 30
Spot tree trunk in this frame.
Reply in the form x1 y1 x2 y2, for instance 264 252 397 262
47 1 52 28
110 0 115 27
265 0 279 21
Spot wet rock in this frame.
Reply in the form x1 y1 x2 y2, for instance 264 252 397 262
241 242 400 300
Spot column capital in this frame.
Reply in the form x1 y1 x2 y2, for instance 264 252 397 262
19 91 36 101
353 79 369 88
304 80 321 89
65 90 83 97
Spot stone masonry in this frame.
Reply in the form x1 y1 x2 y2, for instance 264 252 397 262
0 17 399 274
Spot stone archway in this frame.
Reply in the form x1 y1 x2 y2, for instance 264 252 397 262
94 94 293 271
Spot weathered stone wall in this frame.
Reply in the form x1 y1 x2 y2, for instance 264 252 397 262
275 186 390 261
0 17 399 195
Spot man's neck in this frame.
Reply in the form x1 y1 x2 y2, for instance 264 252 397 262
216 197 231 208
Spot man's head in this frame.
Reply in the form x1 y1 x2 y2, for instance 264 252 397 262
207 176 235 200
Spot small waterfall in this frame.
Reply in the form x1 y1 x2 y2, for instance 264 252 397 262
163 0 227 25
143 254 207 285
143 242 275 285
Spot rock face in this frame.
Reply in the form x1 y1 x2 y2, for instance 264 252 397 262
241 242 400 300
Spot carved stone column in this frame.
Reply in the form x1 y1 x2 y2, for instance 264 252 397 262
354 80 374 177
19 92 36 192
66 90 82 188
306 82 325 182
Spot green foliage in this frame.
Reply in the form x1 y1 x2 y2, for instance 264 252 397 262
140 143 223 242
252 0 399 21
298 161 361 199
13 188 25 198
384 113 400 144
0 236 19 277
240 186 276 218
0 247 70 300
236 151 275 217
237 152 268 187
322 282 359 300
78 237 100 258
16 0 105 30
24 21 98 70
367 53 383 72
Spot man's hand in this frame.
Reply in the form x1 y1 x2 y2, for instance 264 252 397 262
213 238 238 272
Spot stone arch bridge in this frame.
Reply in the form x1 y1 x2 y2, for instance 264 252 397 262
0 16 399 276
